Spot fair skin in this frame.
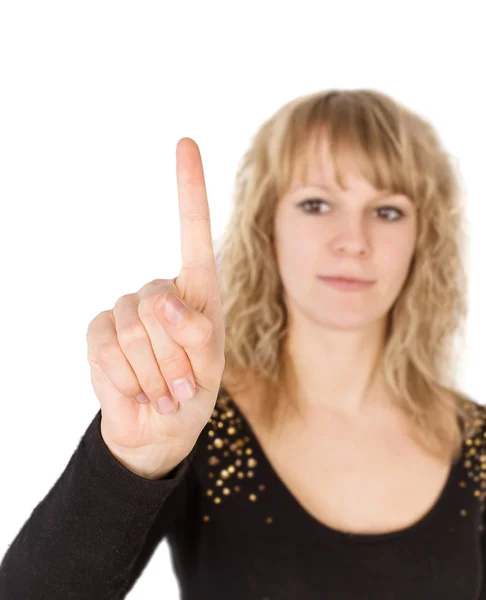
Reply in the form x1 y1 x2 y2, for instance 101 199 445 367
229 135 452 535
272 134 417 424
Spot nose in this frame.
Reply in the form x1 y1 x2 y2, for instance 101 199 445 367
331 219 370 257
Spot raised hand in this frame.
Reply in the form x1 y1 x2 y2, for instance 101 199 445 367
86 138 225 479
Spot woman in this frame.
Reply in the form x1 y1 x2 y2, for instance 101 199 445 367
1 89 484 599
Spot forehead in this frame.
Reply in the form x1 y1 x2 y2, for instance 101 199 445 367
289 137 380 194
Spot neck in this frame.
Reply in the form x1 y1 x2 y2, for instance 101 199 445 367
282 316 391 420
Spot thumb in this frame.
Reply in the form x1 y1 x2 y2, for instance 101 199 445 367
157 293 222 357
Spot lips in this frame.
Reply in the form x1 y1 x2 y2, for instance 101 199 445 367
319 276 374 284
318 276 375 292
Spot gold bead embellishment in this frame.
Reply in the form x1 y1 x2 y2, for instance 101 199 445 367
457 400 486 524
201 391 271 523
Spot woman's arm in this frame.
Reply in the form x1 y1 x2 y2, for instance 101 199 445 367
0 409 197 599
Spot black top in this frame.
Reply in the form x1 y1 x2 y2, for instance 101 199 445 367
1 388 486 600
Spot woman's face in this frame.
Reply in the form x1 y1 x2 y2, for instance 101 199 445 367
273 136 417 331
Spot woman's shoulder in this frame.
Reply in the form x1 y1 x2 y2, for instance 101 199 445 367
458 395 486 434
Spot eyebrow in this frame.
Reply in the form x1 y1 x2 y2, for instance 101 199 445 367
297 183 414 204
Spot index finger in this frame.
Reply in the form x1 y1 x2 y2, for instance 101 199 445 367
176 138 217 274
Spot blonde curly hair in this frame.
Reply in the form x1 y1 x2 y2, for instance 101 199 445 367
214 88 476 463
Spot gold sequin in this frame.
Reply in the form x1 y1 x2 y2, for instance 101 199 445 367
266 517 273 524
202 392 272 524
456 400 486 520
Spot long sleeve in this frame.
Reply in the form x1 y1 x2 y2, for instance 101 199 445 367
0 409 198 600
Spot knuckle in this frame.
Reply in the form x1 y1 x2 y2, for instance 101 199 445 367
86 310 110 338
114 293 134 308
158 352 186 371
138 279 171 299
137 294 158 318
117 323 148 347
198 319 215 351
118 379 143 397
97 340 121 362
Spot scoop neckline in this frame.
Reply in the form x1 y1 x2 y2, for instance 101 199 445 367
222 389 462 545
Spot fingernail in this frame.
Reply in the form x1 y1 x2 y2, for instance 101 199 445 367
157 395 178 414
136 393 150 404
161 295 187 325
172 377 195 402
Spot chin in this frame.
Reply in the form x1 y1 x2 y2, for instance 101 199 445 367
316 310 386 331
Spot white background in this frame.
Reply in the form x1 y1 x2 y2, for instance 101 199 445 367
1 1 485 598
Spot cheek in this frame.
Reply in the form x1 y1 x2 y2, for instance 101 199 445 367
276 227 319 272
379 239 416 291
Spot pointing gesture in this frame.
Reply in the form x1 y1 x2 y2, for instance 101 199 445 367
86 138 226 479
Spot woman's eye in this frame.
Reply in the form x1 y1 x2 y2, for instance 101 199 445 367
298 199 404 222
376 206 405 222
298 199 329 214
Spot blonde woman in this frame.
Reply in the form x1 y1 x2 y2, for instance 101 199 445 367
1 90 483 599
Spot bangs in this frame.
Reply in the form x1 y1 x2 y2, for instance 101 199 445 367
268 91 417 203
